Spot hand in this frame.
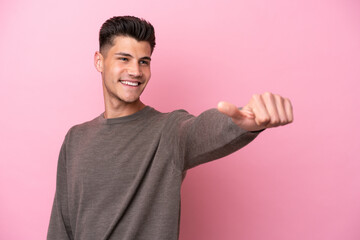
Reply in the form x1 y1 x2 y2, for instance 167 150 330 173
217 92 293 132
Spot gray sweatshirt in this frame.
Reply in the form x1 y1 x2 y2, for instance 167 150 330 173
47 106 260 240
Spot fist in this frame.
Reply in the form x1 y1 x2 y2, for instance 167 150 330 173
217 92 293 132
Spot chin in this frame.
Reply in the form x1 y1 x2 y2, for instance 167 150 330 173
120 97 140 104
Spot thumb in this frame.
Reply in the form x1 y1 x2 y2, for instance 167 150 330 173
217 101 248 120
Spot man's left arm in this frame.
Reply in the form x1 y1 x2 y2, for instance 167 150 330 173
172 92 293 171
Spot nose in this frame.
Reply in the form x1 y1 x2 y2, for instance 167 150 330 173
127 62 142 78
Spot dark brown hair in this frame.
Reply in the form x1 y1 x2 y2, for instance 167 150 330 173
99 16 156 54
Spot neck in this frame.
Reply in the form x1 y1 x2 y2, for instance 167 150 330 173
103 98 146 119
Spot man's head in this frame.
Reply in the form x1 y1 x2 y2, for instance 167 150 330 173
99 16 156 56
94 16 155 113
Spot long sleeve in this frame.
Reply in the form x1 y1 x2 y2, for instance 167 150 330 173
169 108 261 171
47 137 73 240
45 108 261 239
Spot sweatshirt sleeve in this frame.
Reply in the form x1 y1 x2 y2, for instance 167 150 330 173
47 134 74 240
170 108 262 171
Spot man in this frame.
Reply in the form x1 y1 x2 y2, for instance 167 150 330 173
47 16 293 240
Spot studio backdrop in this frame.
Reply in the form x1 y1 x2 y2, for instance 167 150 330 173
0 0 359 239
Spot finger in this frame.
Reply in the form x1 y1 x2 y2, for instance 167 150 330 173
262 92 280 127
239 105 255 119
284 98 294 123
274 94 288 125
251 94 270 127
217 101 248 120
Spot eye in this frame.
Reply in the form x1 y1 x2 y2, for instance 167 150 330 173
139 60 150 66
118 57 128 62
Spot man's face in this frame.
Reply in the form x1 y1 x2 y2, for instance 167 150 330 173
95 36 152 105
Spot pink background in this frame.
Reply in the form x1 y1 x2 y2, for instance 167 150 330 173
1 0 359 239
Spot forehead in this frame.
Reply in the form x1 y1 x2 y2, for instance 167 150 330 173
107 36 152 57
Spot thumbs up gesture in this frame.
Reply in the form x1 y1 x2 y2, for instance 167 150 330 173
217 92 293 132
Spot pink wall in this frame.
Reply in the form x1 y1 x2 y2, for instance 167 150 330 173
1 0 359 239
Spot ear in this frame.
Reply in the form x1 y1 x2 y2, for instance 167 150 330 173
94 51 104 72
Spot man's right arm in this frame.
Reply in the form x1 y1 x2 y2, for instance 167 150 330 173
47 138 73 240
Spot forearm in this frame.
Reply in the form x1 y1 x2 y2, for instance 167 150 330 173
177 108 261 170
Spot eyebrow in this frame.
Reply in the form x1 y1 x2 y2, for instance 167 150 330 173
115 52 151 61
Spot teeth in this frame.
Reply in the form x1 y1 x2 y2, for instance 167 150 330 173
121 81 139 86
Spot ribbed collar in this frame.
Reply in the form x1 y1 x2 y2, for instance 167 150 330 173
97 106 154 125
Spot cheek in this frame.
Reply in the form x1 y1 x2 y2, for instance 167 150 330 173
106 64 124 79
144 68 151 79
112 64 123 74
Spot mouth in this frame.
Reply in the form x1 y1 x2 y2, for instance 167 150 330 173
119 80 141 87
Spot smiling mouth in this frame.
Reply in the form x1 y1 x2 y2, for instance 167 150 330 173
119 80 141 87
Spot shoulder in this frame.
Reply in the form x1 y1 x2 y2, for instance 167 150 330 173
144 107 194 123
166 109 194 121
63 114 102 142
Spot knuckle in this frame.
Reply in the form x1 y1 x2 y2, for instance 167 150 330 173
263 92 273 98
280 118 288 125
270 117 280 125
258 116 270 125
252 93 260 100
285 98 293 107
275 94 283 102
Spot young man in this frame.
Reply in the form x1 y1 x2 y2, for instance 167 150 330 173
47 16 293 240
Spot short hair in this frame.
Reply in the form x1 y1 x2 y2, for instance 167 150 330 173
99 16 156 54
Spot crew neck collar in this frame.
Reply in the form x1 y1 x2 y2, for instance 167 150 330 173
98 106 153 125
